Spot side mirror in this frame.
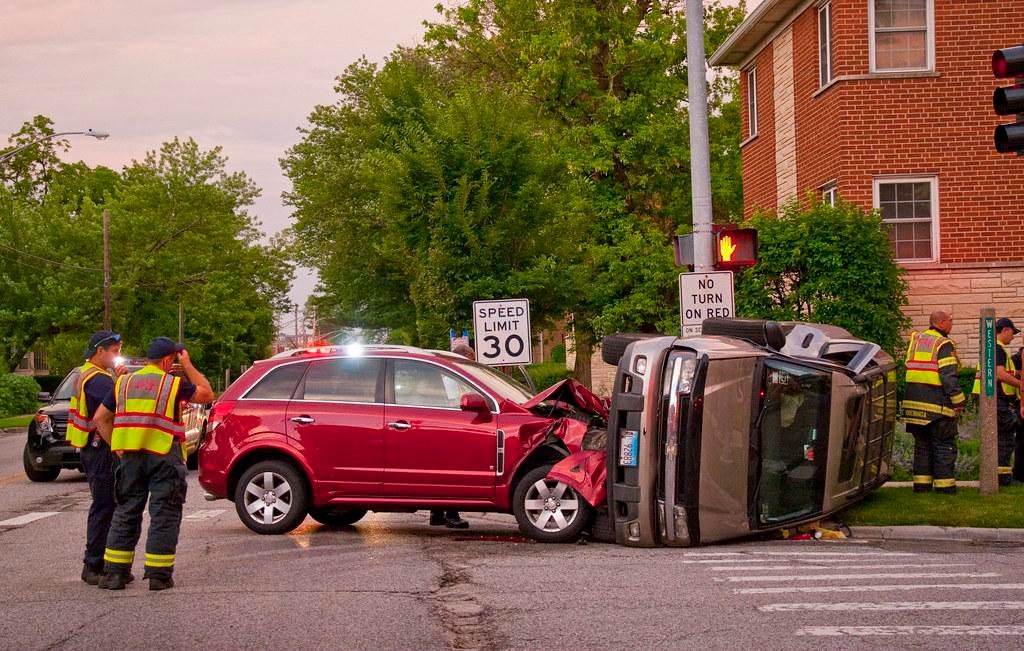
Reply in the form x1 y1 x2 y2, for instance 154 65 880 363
460 393 489 413
37 392 52 403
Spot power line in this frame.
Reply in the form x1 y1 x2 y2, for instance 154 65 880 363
0 242 102 271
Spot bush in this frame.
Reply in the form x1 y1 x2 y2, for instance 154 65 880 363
736 197 909 356
550 344 566 364
890 420 981 481
0 374 42 418
526 362 574 391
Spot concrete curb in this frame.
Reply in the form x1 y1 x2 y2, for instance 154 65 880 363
849 525 1024 543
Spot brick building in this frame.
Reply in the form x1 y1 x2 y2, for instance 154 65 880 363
709 0 1024 363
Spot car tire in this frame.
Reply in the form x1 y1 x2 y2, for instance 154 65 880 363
601 333 659 366
23 443 60 482
234 460 309 535
513 464 593 543
186 445 199 471
308 506 368 528
701 318 788 350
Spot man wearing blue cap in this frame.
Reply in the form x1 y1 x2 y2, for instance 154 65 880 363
92 337 213 590
66 331 128 585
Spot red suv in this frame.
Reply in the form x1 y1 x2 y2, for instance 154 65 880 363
198 345 607 542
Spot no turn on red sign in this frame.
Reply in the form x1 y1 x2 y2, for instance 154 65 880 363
679 271 735 337
472 299 533 366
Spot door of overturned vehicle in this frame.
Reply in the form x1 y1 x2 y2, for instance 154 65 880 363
548 318 898 547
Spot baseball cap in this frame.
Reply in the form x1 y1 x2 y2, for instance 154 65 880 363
85 331 121 358
996 318 1020 335
146 336 185 359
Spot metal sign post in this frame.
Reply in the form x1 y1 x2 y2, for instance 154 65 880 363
979 308 998 495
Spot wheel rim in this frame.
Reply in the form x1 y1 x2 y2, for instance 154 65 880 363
523 478 580 532
243 471 293 525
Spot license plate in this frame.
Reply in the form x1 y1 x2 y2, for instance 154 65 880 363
619 430 639 467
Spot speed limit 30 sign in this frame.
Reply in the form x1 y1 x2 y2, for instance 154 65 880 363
472 299 533 366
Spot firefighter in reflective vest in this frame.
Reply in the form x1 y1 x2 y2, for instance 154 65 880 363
902 311 966 494
66 331 128 585
971 318 1021 485
92 337 213 590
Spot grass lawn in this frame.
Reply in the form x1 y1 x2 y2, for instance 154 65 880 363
0 414 32 429
840 485 1024 529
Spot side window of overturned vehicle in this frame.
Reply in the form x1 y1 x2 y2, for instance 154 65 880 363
755 360 831 525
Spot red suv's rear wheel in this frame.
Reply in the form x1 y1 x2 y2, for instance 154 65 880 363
234 460 309 534
513 464 592 543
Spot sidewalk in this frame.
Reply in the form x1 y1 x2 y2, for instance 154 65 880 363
850 525 1024 543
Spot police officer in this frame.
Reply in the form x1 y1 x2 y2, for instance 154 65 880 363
66 331 128 585
92 337 213 590
973 318 1021 486
902 311 966 494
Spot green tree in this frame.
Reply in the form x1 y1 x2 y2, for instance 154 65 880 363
735 198 910 355
284 52 587 347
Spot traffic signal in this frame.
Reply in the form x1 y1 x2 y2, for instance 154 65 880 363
992 45 1024 154
714 228 758 270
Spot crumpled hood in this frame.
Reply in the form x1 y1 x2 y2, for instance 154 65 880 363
522 379 609 420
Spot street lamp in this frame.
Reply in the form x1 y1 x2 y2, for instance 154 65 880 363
0 129 109 164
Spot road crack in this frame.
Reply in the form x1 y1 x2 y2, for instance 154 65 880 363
422 547 505 651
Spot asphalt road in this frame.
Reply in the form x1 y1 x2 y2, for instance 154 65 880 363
2 429 1023 650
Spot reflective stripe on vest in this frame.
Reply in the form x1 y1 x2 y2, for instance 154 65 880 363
904 331 946 387
111 365 184 454
66 362 112 448
971 341 1019 398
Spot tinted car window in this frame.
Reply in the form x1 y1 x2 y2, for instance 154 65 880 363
393 360 485 409
53 369 81 400
301 358 381 403
246 363 307 400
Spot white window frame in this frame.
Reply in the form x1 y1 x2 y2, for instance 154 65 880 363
821 181 838 206
747 68 758 138
873 175 939 263
818 2 833 87
868 0 934 73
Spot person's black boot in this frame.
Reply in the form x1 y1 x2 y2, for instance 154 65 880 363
98 572 127 590
81 565 102 586
912 483 932 493
429 510 446 526
148 576 174 591
444 511 469 529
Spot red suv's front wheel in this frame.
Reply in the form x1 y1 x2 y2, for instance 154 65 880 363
234 460 309 534
513 464 593 543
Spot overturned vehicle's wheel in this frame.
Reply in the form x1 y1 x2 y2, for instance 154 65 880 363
513 464 592 543
601 333 660 366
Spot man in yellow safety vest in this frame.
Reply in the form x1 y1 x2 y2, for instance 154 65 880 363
66 331 127 585
972 318 1021 485
902 311 966 494
92 337 213 590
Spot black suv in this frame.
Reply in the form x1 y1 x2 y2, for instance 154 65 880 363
23 363 208 481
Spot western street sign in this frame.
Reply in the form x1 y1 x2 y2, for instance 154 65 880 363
472 299 533 366
983 315 996 397
679 271 735 337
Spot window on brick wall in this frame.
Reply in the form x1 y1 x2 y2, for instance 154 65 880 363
869 0 933 72
821 181 838 206
874 177 937 261
747 68 758 138
818 2 833 87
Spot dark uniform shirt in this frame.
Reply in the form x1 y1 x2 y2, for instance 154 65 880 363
84 372 114 419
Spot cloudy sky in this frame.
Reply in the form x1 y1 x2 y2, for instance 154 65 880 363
1 0 760 322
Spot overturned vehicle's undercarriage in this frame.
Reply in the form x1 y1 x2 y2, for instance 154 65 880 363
547 318 898 547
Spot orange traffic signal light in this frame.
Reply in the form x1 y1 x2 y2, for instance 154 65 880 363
714 228 757 269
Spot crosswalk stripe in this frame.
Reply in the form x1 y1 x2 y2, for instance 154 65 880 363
183 509 226 521
761 601 1024 612
712 563 972 571
721 572 1000 583
0 512 60 526
681 550 916 557
796 625 1024 636
736 583 1024 595
682 559 788 564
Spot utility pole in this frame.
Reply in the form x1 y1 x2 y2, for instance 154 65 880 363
102 210 112 330
293 303 300 345
686 0 714 272
312 304 318 341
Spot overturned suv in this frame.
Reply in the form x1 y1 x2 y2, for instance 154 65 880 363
552 318 898 547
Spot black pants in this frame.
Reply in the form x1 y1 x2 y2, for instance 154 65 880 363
1016 413 1024 482
103 445 187 579
997 399 1019 478
80 439 117 571
908 417 958 487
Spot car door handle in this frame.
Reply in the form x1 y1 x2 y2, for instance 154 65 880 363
387 421 412 431
290 416 315 425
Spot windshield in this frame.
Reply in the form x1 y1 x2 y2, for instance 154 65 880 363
448 359 535 404
52 369 80 401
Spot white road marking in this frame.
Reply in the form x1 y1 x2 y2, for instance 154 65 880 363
712 563 972 571
681 550 915 557
737 583 1024 595
0 512 60 527
761 601 1024 612
183 509 226 521
796 625 1024 637
720 572 1000 583
682 559 795 564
